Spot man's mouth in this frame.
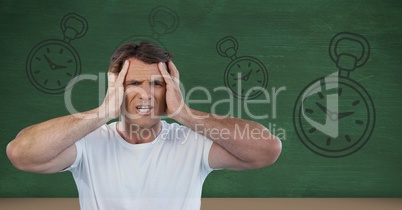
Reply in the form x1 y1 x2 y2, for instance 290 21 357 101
136 105 153 115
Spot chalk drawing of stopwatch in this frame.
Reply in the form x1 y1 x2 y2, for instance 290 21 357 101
26 13 88 94
293 32 376 158
117 6 179 49
216 36 268 100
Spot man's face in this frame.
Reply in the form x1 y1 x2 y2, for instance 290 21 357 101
122 58 166 128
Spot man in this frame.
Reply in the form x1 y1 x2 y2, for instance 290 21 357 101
7 42 281 209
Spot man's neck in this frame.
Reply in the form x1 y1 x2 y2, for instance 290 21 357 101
116 120 162 144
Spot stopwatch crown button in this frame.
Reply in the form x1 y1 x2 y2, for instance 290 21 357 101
336 53 357 71
225 48 236 58
63 27 78 40
152 21 168 36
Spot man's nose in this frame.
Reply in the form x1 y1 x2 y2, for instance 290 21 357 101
139 84 152 100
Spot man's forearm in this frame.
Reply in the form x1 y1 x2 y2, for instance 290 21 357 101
8 60 129 173
175 107 280 163
7 108 109 170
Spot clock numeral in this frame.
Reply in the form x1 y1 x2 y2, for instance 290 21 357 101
326 137 332 146
345 135 352 142
67 59 73 63
305 109 314 113
355 120 364 125
59 48 64 54
57 80 61 86
317 92 324 99
257 80 262 84
248 62 251 67
320 79 326 90
34 70 40 74
43 79 48 85
308 127 316 133
35 57 41 61
237 64 241 69
66 72 72 77
352 100 360 106
338 88 343 96
256 69 260 73
46 48 50 53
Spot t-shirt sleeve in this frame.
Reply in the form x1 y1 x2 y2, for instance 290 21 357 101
59 138 84 172
202 137 214 172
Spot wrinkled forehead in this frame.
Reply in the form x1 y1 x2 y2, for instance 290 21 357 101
125 58 163 81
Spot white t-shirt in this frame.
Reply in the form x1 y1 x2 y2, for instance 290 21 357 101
66 120 214 210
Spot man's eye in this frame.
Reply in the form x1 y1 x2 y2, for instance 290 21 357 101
151 81 163 86
130 82 140 86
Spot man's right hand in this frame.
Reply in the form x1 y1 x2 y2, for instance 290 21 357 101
100 60 130 120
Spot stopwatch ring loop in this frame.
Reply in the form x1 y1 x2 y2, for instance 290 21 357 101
149 6 179 35
61 13 88 40
329 32 370 69
216 36 239 58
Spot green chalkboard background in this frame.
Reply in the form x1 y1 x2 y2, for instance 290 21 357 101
1 0 401 197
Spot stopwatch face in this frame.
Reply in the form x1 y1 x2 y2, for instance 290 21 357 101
116 36 167 50
293 76 375 157
27 39 80 94
224 56 268 100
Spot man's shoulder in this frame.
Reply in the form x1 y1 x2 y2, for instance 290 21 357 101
163 120 193 135
162 120 208 143
80 122 117 143
163 120 185 131
95 122 117 136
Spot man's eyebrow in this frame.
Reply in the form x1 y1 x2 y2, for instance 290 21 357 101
151 78 165 82
124 79 143 84
124 78 165 84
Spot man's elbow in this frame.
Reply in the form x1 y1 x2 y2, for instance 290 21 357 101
253 137 282 169
7 141 24 170
267 137 282 165
7 141 37 172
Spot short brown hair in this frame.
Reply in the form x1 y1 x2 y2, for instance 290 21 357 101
109 42 173 73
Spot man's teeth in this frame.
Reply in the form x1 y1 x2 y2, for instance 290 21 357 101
137 106 152 113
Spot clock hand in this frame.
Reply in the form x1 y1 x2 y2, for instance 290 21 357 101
243 70 253 81
44 54 68 70
43 54 56 68
43 54 65 70
234 74 245 81
338 111 354 119
315 102 333 117
53 64 67 70
234 70 253 81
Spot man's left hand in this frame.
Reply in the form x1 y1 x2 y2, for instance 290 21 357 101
158 61 188 120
